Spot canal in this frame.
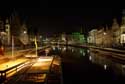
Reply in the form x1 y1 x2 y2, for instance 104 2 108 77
4 45 125 84
47 45 125 83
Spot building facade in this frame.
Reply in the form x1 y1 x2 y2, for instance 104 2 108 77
88 29 97 45
120 15 125 46
88 26 113 48
111 18 120 47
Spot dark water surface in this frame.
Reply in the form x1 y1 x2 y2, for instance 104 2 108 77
44 45 125 83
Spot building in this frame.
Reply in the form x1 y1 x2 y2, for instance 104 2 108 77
61 32 66 41
71 32 85 45
95 27 104 47
120 11 125 46
88 26 113 47
88 10 125 48
10 12 21 36
10 12 23 46
5 18 11 45
103 26 113 47
87 29 97 45
0 17 7 46
111 18 120 47
19 23 29 47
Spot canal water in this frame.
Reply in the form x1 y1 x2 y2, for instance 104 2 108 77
43 45 125 83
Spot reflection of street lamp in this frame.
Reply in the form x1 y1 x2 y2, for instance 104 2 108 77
104 64 107 70
40 35 42 38
89 56 92 61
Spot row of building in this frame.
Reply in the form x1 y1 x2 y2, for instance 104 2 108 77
88 12 125 48
50 31 86 45
0 12 41 48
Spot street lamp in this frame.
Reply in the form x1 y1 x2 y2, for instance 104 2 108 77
23 31 27 34
103 32 106 35
40 35 42 38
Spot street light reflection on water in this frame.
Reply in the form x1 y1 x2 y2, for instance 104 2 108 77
104 64 107 70
52 46 55 50
50 45 125 81
89 56 92 61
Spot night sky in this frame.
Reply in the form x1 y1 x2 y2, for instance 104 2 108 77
17 8 122 34
0 6 123 35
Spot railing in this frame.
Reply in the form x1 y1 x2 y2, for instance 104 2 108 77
0 60 30 83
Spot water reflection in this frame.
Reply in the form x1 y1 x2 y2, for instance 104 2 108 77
48 45 125 80
89 48 125 77
72 48 74 52
80 48 86 56
104 64 107 70
89 56 92 61
52 46 55 50
87 49 90 53
62 47 66 52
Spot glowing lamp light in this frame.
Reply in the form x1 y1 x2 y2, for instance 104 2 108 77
63 47 66 50
87 50 90 53
52 46 55 50
62 47 66 51
59 47 61 50
104 64 107 70
37 58 52 62
45 49 49 53
89 56 92 61
32 63 42 67
80 50 83 54
40 35 42 38
24 31 27 34
121 33 125 43
103 32 106 35
83 52 85 56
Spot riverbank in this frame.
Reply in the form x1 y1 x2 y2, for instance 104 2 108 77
62 44 125 54
0 45 50 64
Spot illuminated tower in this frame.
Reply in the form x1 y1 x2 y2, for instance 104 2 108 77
5 18 11 45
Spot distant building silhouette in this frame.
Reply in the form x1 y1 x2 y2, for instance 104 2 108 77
10 12 21 36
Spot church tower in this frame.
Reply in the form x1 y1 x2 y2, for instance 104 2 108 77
5 18 11 45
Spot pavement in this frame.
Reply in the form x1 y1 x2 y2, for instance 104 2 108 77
88 45 125 54
0 45 50 64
